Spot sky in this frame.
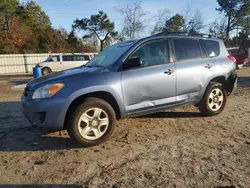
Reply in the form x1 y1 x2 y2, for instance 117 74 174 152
19 0 221 37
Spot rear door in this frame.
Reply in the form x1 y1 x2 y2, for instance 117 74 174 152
172 38 215 103
62 55 77 70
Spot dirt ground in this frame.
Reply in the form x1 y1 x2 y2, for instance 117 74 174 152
0 67 250 188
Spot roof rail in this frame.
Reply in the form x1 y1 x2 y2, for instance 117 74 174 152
154 32 216 38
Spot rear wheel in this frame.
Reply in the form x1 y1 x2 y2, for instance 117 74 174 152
67 98 116 147
198 82 227 116
42 67 52 75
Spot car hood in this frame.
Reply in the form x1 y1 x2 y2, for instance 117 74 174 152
27 66 105 90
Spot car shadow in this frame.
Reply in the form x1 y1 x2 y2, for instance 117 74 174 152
136 111 204 119
10 79 31 85
238 76 250 87
0 101 82 152
0 185 82 188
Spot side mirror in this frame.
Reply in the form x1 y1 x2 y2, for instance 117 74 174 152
123 56 141 70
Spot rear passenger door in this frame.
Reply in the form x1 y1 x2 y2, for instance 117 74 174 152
62 55 75 70
172 38 215 103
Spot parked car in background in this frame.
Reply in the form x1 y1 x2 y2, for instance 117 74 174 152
22 33 237 147
36 54 95 75
228 47 249 69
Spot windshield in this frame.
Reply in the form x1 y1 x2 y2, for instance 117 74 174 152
44 56 52 62
86 40 136 67
44 55 60 62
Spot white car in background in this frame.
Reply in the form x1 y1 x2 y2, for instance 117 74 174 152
37 54 95 75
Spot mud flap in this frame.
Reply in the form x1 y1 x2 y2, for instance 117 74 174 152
225 72 237 95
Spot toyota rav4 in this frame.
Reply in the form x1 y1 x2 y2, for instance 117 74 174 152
22 33 237 146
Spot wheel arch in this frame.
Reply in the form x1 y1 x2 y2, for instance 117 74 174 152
64 91 122 129
41 67 52 75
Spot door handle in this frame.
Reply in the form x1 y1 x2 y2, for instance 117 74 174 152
164 69 175 75
205 64 213 69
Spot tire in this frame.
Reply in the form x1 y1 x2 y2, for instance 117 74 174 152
42 67 52 75
66 98 116 147
198 82 227 116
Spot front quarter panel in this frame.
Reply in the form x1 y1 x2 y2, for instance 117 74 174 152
60 71 125 118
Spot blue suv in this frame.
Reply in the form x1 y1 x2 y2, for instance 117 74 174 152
22 33 237 146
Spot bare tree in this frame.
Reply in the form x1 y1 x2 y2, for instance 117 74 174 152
151 8 170 34
187 10 204 33
182 4 205 33
117 1 148 39
208 17 227 38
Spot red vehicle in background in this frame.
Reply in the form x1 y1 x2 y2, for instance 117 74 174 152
227 47 249 69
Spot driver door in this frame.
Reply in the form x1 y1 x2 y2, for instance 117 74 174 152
121 39 176 114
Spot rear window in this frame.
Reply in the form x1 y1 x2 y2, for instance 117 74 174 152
229 49 239 56
200 40 220 57
63 55 74 61
173 39 202 61
63 55 90 61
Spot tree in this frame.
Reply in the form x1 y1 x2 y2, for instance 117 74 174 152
73 11 118 51
185 10 204 33
17 0 51 30
151 8 170 34
117 1 148 39
208 17 227 39
163 14 185 33
0 0 19 30
216 0 250 40
241 16 250 36
0 17 32 53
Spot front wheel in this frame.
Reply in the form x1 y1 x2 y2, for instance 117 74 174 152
66 98 116 147
198 82 227 116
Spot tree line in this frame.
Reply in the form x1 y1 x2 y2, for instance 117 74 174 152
0 0 96 54
0 0 250 54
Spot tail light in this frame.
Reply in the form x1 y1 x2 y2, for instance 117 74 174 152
227 55 237 65
244 58 248 64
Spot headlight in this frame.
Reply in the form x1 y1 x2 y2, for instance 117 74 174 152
32 83 64 99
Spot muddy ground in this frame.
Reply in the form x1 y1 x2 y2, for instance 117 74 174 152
0 67 250 188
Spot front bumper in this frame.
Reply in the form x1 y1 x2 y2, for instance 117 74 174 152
21 95 69 130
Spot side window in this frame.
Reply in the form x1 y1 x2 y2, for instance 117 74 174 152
200 40 220 57
84 55 90 61
75 56 83 61
238 48 246 55
173 39 201 61
229 49 238 56
130 40 170 67
48 56 60 62
63 55 74 62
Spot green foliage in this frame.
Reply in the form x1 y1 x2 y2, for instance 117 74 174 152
216 0 250 38
163 14 185 33
73 11 118 51
17 0 51 29
0 0 19 30
0 0 96 54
